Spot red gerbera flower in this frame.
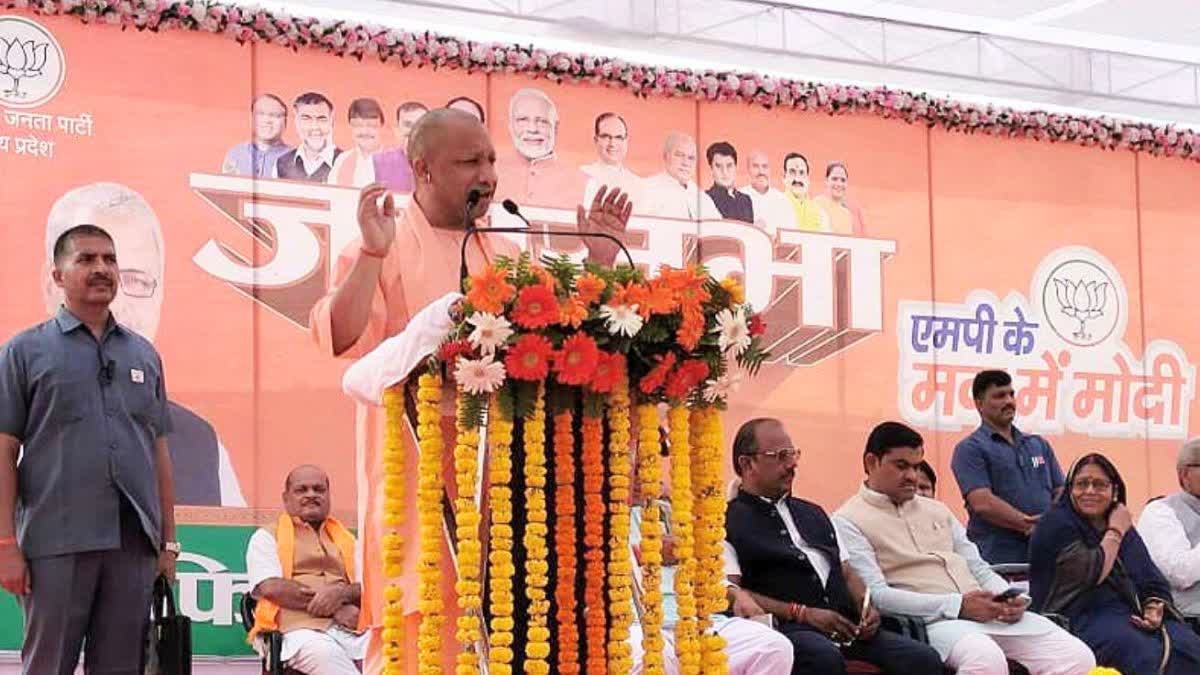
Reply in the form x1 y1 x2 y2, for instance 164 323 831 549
748 313 767 337
638 352 677 395
511 284 560 329
438 339 473 365
664 358 710 400
504 333 554 381
589 352 626 393
555 333 601 386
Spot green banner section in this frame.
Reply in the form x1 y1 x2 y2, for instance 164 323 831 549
0 524 260 656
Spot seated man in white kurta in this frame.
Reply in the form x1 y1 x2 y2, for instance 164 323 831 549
833 422 1095 675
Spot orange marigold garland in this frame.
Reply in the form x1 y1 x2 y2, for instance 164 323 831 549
690 407 729 675
606 374 635 675
487 396 517 675
416 373 446 673
667 405 701 675
635 403 666 675
582 410 607 674
381 386 407 675
523 384 552 674
454 395 484 674
553 407 581 674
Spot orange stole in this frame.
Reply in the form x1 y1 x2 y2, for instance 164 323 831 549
249 513 359 641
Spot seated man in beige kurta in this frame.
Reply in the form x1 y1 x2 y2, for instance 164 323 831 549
307 108 633 672
247 465 365 675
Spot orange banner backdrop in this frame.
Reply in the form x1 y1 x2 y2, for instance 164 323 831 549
2 11 1197 529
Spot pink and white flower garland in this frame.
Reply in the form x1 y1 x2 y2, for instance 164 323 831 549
6 0 1200 162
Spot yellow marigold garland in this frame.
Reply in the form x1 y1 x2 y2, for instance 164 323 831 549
381 386 407 675
454 395 484 674
487 396 516 675
690 407 729 675
582 411 608 674
606 377 634 675
416 373 446 674
553 408 580 674
635 403 666 675
523 384 552 674
667 405 701 675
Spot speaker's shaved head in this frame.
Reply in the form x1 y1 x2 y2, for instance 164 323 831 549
406 108 484 165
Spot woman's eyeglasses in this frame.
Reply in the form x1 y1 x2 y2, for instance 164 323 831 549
1071 477 1113 492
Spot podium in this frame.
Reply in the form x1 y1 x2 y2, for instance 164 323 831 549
365 254 769 675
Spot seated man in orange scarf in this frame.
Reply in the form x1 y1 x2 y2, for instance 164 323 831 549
246 464 365 675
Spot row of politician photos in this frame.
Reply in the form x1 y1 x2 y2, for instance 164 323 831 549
221 89 865 236
242 369 1200 674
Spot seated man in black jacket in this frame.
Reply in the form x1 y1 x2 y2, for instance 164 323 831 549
723 417 943 675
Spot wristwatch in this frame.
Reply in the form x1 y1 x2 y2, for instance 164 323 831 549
163 541 182 556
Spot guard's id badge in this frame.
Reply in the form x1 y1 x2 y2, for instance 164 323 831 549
131 368 145 384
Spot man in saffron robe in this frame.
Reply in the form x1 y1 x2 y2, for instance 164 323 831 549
309 108 632 672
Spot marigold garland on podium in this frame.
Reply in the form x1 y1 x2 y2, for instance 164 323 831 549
378 254 769 674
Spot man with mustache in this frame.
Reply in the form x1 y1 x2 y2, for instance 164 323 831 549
951 370 1066 565
835 422 1095 675
782 152 831 232
310 108 632 671
246 464 364 674
275 91 343 183
494 87 588 208
642 131 720 221
329 98 386 188
0 224 178 673
723 418 942 674
222 93 293 178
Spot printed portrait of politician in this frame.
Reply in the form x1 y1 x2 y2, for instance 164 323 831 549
782 151 832 232
329 98 386 188
704 141 753 223
222 94 293 178
494 87 588 208
740 149 793 237
42 183 246 507
274 92 343 183
812 160 865 235
642 131 720 220
372 100 428 192
446 95 485 123
581 112 644 210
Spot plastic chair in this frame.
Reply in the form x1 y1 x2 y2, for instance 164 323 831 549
239 594 301 675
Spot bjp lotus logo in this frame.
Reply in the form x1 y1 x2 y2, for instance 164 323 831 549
1052 277 1109 341
1036 248 1125 349
0 16 65 109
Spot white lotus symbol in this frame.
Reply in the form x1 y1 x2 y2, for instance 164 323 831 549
1053 277 1108 340
0 36 50 98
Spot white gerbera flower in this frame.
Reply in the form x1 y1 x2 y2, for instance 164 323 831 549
599 303 644 338
466 312 514 356
702 366 745 403
712 308 751 356
454 355 506 395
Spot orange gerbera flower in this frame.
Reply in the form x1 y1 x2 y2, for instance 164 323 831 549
505 334 554 380
466 265 516 314
643 277 678 317
559 297 588 329
531 265 558 290
588 352 626 394
663 265 711 307
554 333 601 386
575 273 607 305
664 358 710 400
609 281 650 310
638 352 677 395
676 307 706 351
511 284 560 329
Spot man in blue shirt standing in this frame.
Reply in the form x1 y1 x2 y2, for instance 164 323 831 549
951 370 1066 564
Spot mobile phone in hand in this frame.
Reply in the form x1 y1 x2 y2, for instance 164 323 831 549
993 587 1023 602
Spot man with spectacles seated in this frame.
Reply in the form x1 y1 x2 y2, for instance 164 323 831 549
723 418 942 674
835 421 1095 675
1138 437 1200 615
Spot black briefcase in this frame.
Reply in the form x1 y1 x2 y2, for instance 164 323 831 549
150 575 192 675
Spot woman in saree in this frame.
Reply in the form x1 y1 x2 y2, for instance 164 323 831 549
1030 452 1200 674
813 160 865 235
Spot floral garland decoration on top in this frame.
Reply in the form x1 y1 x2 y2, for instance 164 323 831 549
635 402 666 675
690 406 728 675
380 386 407 675
10 0 1200 163
667 404 701 675
552 406 580 674
522 383 552 674
415 372 446 672
582 408 608 675
606 372 635 675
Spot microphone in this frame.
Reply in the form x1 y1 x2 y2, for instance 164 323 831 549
500 199 635 268
458 189 484 290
